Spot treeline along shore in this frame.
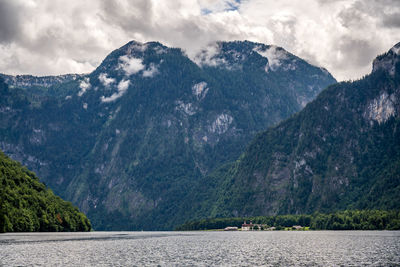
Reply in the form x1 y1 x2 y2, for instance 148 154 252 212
175 210 400 231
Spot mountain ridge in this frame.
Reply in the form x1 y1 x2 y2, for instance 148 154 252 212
0 40 336 230
181 42 400 221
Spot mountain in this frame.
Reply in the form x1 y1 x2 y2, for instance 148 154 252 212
0 40 336 230
0 73 83 90
185 42 400 220
0 150 91 232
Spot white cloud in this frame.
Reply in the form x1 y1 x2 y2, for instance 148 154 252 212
254 45 288 72
77 77 91 96
142 63 159 77
101 94 119 103
128 42 148 53
154 46 167 54
98 73 115 87
0 0 399 81
117 79 130 92
118 55 145 76
101 79 130 103
193 42 226 67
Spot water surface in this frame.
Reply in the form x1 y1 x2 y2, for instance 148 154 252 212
1 231 399 266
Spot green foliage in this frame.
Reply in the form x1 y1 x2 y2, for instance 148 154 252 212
175 210 400 231
0 150 91 232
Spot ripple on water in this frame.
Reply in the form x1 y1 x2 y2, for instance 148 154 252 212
1 231 400 266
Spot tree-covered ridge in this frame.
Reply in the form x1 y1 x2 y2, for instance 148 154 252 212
0 150 91 232
178 43 400 222
175 210 400 231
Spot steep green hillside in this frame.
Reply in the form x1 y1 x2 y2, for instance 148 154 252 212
0 40 335 230
185 42 400 220
0 151 91 232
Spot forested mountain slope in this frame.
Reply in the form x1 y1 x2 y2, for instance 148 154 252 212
185 42 400 220
0 150 91 232
0 40 335 230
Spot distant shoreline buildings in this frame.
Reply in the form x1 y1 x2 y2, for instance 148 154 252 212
223 221 302 231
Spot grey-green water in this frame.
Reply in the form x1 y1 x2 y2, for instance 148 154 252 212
1 231 399 266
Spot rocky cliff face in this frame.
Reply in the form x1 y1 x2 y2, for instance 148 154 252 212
188 43 400 219
0 40 336 230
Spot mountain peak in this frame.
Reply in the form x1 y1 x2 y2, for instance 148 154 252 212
193 40 301 73
372 42 400 76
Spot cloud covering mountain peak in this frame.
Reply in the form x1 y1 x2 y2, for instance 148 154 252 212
0 0 399 81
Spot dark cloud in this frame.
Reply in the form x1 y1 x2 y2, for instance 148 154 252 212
381 13 400 28
337 38 380 68
99 0 154 33
0 0 21 43
348 0 400 28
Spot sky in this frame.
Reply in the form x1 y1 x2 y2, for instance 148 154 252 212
0 0 399 81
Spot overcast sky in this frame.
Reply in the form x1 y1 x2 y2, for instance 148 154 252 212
0 0 399 81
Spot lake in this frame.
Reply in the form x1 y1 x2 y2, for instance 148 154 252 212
1 231 399 266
